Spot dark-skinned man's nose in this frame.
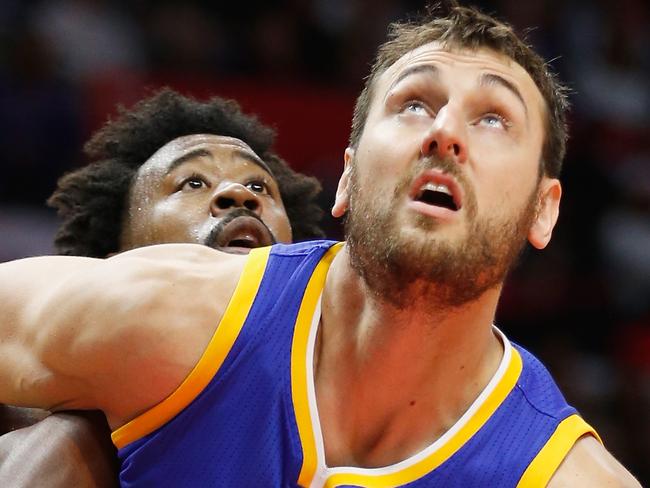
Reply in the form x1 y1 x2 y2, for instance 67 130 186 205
210 183 261 216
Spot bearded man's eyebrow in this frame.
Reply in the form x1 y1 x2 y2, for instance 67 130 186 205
386 64 440 96
478 73 528 116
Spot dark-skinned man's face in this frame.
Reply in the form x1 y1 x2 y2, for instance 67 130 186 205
121 134 292 253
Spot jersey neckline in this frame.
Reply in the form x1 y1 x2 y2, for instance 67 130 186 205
289 251 523 487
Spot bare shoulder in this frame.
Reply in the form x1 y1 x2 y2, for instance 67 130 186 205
59 243 248 349
81 244 249 422
107 243 247 297
103 243 249 339
0 244 253 427
548 435 642 487
9 244 248 426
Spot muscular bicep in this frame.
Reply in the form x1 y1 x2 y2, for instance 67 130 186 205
0 245 245 426
0 255 102 411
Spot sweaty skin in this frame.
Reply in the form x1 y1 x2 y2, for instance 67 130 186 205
0 136 292 425
328 43 638 485
0 135 293 487
0 46 641 486
321 45 555 468
121 134 292 252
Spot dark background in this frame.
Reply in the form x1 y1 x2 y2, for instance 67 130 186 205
0 0 648 482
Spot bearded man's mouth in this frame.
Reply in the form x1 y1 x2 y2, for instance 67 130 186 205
409 170 463 212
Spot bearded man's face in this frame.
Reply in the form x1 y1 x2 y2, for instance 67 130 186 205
336 44 560 307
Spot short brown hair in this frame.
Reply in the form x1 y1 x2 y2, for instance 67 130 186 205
349 1 569 178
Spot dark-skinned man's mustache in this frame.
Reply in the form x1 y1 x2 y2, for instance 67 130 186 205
204 208 277 248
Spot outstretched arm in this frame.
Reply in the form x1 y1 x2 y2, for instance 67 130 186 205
0 405 50 433
0 243 244 428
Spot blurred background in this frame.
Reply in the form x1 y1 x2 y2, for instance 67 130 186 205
0 0 648 482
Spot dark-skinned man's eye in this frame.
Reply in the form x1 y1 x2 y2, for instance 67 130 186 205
181 178 205 190
246 181 268 194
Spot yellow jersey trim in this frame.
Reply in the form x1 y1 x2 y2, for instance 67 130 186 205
319 347 523 487
292 243 343 487
112 247 271 449
516 414 602 488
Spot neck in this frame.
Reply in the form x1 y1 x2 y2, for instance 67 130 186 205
316 245 505 467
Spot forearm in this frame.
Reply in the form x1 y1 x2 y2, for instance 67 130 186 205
0 410 119 488
0 404 51 433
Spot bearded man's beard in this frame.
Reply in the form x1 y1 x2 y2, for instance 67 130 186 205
344 158 539 309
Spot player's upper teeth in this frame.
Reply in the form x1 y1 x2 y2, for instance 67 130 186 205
421 182 451 195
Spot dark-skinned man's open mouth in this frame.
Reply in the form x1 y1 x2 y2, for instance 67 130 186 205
206 209 277 254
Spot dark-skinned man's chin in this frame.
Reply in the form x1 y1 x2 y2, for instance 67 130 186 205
208 215 277 255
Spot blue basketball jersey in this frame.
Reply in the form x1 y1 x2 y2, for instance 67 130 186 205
113 240 599 487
